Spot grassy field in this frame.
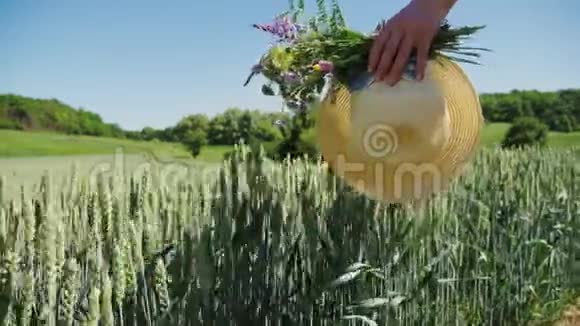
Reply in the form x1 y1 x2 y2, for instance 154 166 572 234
0 146 579 325
0 129 231 162
2 123 580 162
0 152 220 202
480 122 580 147
1 122 578 201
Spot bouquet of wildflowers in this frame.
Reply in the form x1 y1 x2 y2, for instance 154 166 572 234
244 0 488 115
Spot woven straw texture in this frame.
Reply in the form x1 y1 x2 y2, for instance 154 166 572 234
316 58 484 203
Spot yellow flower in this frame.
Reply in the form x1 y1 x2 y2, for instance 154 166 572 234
312 64 321 71
268 46 293 71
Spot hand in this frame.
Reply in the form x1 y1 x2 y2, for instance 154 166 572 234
368 0 453 86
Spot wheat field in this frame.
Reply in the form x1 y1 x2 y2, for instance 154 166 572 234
0 146 579 325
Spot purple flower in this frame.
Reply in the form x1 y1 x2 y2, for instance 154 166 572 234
253 15 304 42
281 72 299 83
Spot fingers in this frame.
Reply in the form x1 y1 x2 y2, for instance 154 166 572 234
368 24 390 73
414 41 429 81
384 35 414 85
374 31 402 81
368 13 437 86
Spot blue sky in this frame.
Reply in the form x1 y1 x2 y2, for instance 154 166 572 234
1 0 579 131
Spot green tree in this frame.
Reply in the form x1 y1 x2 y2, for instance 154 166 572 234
238 111 254 144
182 129 208 157
174 114 209 139
140 127 157 141
501 116 548 149
173 114 209 157
253 118 283 143
270 111 318 161
207 108 244 145
207 108 287 146
0 94 133 137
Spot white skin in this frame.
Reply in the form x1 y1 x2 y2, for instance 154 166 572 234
368 0 459 85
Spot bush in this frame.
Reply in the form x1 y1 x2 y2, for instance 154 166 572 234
501 116 548 149
270 137 319 161
181 130 208 158
0 119 23 130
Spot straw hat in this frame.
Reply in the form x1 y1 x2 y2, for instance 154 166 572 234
316 57 484 204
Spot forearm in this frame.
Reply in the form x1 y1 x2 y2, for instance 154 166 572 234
438 0 458 13
412 0 458 18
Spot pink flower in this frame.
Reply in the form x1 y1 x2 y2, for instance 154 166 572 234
313 60 334 72
281 71 299 83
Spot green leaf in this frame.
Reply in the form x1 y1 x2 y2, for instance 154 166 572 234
341 315 378 326
328 269 363 287
261 84 276 96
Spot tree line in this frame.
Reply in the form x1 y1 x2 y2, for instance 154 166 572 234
0 94 312 159
480 88 580 132
126 108 297 157
2 88 579 158
129 88 580 156
0 94 125 137
0 94 291 149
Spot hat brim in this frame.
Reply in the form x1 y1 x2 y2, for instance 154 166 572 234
316 58 484 203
